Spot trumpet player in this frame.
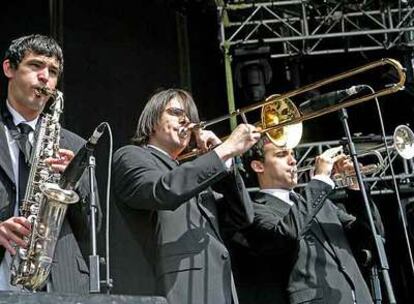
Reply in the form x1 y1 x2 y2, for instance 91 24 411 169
229 137 384 304
110 88 260 304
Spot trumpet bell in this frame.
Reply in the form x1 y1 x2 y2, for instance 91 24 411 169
394 125 414 159
261 95 303 149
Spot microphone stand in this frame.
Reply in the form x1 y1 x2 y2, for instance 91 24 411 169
88 154 101 293
339 108 395 304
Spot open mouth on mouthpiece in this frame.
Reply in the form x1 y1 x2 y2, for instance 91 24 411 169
178 127 189 139
34 89 42 97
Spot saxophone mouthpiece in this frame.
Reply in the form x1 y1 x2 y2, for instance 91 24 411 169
290 167 298 179
34 86 56 98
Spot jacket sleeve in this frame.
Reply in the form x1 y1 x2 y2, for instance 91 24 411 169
241 179 333 255
336 188 385 267
340 188 385 237
215 165 254 239
112 145 231 210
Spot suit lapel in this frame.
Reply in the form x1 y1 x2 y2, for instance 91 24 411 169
255 191 292 217
313 202 357 289
268 194 291 215
147 146 177 169
0 119 15 185
311 202 346 265
147 146 223 239
196 190 222 239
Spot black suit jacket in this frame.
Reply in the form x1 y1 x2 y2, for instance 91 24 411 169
110 145 253 304
0 108 91 293
232 180 374 304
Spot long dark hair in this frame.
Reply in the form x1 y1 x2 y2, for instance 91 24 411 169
131 88 200 146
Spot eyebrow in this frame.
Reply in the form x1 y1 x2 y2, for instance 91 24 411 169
27 58 60 70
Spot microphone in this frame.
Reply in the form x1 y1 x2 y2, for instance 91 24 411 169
59 123 106 190
299 85 366 114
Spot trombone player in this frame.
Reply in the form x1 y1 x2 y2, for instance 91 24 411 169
230 137 384 304
110 88 260 304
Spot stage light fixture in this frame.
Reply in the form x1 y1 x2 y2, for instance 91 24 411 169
234 44 272 102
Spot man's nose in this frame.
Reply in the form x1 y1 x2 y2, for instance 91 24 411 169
179 115 190 125
38 68 49 83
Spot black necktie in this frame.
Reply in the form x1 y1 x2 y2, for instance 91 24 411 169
289 191 301 205
17 123 32 206
17 123 33 164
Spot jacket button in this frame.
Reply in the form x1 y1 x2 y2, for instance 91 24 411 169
221 252 229 260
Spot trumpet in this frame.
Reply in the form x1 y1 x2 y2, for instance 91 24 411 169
359 124 414 160
297 147 384 187
298 125 414 187
177 58 405 161
332 150 385 188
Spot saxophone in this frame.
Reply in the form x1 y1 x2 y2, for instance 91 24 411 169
10 87 80 291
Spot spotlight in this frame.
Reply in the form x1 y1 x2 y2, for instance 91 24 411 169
234 45 272 102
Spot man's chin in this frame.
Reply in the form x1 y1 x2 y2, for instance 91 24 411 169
289 179 298 188
28 98 47 110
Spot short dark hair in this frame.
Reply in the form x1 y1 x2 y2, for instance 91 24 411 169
241 136 268 185
131 88 200 146
4 34 63 74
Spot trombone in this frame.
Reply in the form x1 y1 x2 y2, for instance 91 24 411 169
178 58 405 160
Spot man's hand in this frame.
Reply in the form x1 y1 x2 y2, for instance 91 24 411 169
193 128 222 154
314 153 347 177
214 124 261 161
0 217 31 255
45 148 74 173
333 156 362 190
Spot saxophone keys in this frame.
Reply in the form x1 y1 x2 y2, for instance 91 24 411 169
37 223 46 236
35 241 44 253
18 248 28 259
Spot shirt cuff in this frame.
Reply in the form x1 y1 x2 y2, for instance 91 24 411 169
224 158 233 169
312 175 335 189
212 150 233 170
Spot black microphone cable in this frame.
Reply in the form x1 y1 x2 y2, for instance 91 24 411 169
99 121 114 293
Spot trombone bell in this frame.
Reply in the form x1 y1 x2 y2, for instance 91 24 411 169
261 96 303 149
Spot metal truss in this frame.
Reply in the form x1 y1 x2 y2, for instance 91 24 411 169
216 0 414 58
294 137 414 196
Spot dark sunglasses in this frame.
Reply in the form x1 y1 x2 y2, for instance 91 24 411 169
165 107 187 118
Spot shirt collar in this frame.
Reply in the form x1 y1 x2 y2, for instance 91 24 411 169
260 188 294 206
6 100 38 131
147 144 171 157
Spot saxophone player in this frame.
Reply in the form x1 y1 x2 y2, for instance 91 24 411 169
0 34 92 293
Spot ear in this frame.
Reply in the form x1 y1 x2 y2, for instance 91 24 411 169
250 160 264 173
3 59 14 78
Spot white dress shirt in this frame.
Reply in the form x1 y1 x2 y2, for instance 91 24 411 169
260 174 335 206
